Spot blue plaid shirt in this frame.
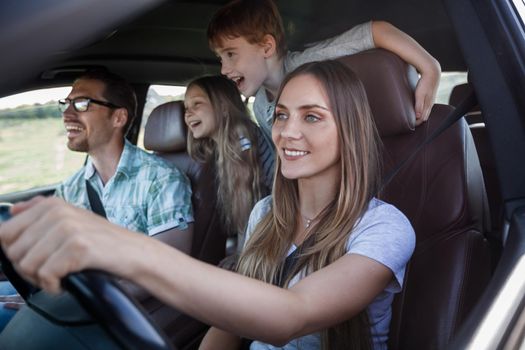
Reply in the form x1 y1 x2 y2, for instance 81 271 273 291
55 141 193 236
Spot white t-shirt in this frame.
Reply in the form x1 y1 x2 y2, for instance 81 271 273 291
244 196 415 350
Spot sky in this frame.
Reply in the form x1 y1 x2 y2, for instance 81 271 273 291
0 87 71 109
0 85 188 110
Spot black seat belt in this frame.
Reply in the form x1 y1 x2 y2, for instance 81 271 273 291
381 90 477 191
274 234 316 287
85 180 107 218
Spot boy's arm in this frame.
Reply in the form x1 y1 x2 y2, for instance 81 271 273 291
288 21 440 124
371 21 441 124
287 22 375 69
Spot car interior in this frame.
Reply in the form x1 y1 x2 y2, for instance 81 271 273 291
0 0 524 349
142 100 228 347
331 50 492 350
448 83 503 236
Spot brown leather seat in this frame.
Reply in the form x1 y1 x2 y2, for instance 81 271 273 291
449 83 503 233
338 50 493 349
144 100 227 264
449 83 483 125
143 100 227 347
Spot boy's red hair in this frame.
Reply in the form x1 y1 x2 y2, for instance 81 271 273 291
207 0 287 58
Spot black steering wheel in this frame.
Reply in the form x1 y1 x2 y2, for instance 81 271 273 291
0 203 175 350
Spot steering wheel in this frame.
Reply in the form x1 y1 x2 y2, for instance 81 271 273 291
0 203 175 350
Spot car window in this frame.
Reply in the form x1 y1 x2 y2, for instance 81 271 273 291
0 87 86 194
436 71 468 104
137 85 186 149
512 0 525 26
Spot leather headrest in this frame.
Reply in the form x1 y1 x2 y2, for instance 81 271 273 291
449 83 471 107
144 100 187 152
337 49 418 136
448 82 480 111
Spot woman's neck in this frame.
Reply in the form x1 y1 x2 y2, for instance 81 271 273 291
296 174 339 223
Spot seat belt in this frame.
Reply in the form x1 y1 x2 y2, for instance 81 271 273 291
381 90 477 191
274 234 316 287
85 180 107 218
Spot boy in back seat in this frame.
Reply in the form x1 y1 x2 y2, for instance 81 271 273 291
208 0 441 152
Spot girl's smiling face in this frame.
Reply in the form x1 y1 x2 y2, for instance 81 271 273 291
184 85 218 139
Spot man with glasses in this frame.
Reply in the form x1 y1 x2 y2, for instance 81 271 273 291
56 70 194 249
0 70 195 329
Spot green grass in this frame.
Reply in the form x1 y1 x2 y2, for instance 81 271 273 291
0 118 85 193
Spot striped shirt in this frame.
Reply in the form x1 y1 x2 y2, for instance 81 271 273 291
255 127 275 190
55 140 193 236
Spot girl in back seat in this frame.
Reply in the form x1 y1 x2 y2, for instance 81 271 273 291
184 76 273 253
0 60 415 350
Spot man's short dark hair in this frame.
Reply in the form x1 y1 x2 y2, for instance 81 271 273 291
76 69 137 135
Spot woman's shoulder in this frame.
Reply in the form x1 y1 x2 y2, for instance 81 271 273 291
364 198 412 226
350 197 415 249
348 198 416 293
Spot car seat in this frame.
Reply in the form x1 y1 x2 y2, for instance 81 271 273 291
143 100 228 348
338 50 494 349
449 83 483 124
144 100 227 265
449 83 503 234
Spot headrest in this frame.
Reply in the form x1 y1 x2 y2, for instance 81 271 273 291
448 82 480 110
449 83 470 107
337 49 418 136
144 100 187 153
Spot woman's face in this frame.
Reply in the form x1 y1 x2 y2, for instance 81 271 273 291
184 85 218 139
272 74 341 182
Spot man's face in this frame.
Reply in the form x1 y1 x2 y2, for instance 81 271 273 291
215 36 269 97
62 79 118 153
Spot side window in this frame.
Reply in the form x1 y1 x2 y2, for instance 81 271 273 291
137 85 186 149
0 87 85 194
511 0 525 27
436 71 468 104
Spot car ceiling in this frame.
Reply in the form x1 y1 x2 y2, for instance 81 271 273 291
1 0 464 97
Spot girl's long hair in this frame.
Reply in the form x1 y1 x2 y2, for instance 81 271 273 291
237 60 382 350
186 76 267 236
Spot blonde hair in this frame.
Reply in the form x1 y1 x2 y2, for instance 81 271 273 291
237 60 382 349
186 76 268 236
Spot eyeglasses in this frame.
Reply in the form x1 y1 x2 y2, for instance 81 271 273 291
58 97 121 113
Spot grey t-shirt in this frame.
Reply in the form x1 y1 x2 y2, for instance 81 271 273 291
253 21 375 146
244 196 415 350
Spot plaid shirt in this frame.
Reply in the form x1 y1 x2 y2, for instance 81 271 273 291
55 141 193 236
